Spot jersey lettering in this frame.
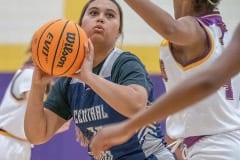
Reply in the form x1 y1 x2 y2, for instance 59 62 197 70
73 104 109 124
87 126 102 136
101 151 113 160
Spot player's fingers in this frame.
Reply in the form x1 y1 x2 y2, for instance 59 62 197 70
84 39 94 61
90 138 101 157
90 139 109 158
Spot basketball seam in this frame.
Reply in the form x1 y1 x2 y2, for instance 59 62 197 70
36 19 61 72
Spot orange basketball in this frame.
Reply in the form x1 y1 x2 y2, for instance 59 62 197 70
31 19 87 76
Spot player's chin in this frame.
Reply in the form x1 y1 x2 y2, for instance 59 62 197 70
90 34 105 43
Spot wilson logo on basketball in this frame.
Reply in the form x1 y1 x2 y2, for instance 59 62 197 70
57 32 76 67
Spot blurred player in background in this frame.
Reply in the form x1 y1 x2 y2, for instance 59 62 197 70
0 45 71 160
90 0 240 160
0 47 33 160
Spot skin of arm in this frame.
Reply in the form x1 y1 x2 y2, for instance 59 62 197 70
72 40 149 117
89 23 240 157
124 0 204 46
24 68 67 144
83 74 148 117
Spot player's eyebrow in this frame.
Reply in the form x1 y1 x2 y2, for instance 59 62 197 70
88 6 118 15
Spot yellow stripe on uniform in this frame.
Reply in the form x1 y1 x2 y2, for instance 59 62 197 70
159 28 215 71
178 21 215 71
0 129 28 142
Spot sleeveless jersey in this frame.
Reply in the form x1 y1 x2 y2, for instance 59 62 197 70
0 63 33 139
160 12 240 139
45 48 170 160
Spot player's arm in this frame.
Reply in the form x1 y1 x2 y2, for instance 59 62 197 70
24 68 66 144
212 23 240 83
73 40 149 117
84 74 148 117
124 0 204 45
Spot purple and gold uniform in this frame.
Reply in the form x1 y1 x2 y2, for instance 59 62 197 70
0 61 33 160
160 11 240 160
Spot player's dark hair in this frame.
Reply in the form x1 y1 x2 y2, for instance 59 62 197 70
193 0 221 13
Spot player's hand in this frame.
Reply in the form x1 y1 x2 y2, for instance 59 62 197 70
90 120 135 158
71 38 94 82
32 65 53 87
75 127 89 147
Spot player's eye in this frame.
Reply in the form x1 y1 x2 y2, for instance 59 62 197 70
106 12 115 19
89 10 98 16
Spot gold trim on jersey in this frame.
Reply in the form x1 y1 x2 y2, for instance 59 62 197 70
177 20 215 71
0 129 28 142
159 40 169 78
160 39 168 47
200 13 220 18
159 21 215 71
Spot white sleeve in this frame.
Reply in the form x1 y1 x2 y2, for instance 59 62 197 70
11 68 34 99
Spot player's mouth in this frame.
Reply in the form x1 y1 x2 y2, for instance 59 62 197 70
93 25 104 33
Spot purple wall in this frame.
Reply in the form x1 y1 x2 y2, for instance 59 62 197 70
0 73 165 160
31 122 91 160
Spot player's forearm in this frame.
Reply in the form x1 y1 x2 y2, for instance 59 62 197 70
127 72 221 133
24 84 49 144
85 73 147 117
124 0 179 39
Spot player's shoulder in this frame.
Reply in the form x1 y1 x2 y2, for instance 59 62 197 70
115 51 143 65
112 51 145 71
13 61 34 79
12 67 34 85
112 51 149 79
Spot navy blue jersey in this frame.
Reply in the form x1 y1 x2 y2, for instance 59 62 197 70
45 48 171 160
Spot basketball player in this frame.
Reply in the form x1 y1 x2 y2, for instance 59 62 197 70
90 0 240 160
0 47 33 160
24 0 175 160
90 22 240 159
0 46 71 160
